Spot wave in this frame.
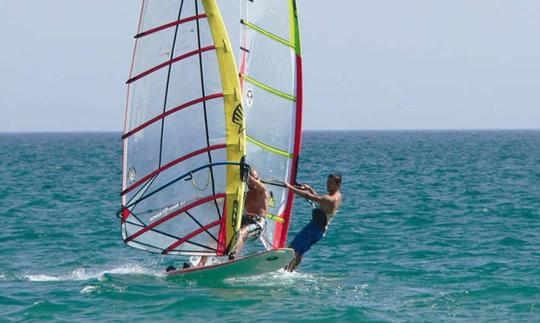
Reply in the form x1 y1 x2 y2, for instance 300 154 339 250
23 263 162 282
23 274 62 282
224 269 318 287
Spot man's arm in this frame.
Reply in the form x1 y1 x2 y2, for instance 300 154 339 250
249 174 267 192
285 182 326 203
298 183 318 195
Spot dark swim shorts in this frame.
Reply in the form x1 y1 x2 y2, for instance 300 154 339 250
241 214 266 239
290 221 325 255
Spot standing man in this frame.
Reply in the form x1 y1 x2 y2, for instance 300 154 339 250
284 173 342 272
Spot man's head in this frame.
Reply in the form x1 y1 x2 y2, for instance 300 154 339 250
248 168 258 190
327 173 342 193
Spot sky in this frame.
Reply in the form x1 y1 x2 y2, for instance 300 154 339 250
1 0 539 132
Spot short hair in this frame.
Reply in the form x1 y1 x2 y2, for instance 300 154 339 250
328 173 342 185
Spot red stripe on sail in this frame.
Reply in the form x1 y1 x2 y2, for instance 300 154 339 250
126 45 216 84
162 219 223 255
239 26 249 90
124 194 226 243
121 144 227 196
135 14 207 38
122 93 224 139
216 199 227 256
275 55 303 248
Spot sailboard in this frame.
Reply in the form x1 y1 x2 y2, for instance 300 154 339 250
166 248 294 281
119 0 303 274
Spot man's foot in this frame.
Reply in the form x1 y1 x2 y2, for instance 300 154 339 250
182 262 191 269
284 263 294 272
165 265 177 272
228 252 236 261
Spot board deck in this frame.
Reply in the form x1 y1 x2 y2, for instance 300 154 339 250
166 248 294 281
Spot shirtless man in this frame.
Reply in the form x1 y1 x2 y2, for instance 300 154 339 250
284 173 342 272
229 168 268 259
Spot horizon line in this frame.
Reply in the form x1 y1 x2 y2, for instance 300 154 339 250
1 128 540 134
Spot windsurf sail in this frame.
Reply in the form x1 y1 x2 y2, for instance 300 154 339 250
238 0 303 248
120 0 246 256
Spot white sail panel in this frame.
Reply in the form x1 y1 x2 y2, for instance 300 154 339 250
240 0 302 248
121 0 245 256
243 81 296 152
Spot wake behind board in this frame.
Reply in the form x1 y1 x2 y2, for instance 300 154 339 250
166 248 294 281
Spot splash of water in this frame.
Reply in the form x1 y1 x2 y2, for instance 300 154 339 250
23 263 162 282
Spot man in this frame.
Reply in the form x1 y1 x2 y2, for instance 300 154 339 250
284 173 342 272
229 168 268 259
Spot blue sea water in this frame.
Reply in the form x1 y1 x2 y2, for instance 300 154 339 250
0 131 539 322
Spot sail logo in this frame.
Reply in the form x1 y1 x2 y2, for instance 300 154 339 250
127 167 136 183
149 202 180 223
246 89 254 107
232 104 245 134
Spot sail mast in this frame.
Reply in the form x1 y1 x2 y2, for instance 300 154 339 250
201 0 246 254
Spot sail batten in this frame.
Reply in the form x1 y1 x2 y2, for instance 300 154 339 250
121 144 227 196
122 93 224 139
240 19 295 48
246 136 293 158
127 45 216 84
135 14 208 39
241 74 296 101
124 219 219 250
125 193 226 243
162 218 223 254
124 162 240 210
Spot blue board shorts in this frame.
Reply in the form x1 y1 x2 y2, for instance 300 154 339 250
290 221 325 255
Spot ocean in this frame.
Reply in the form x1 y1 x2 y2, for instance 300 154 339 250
0 131 539 322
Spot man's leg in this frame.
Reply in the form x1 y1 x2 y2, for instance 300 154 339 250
231 227 249 258
197 256 208 267
285 251 303 272
286 222 311 272
285 222 324 272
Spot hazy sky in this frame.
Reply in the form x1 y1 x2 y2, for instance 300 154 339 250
1 0 539 131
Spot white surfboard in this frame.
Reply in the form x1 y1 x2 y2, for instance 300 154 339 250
166 248 294 281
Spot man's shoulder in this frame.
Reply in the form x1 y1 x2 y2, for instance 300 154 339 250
329 193 341 205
